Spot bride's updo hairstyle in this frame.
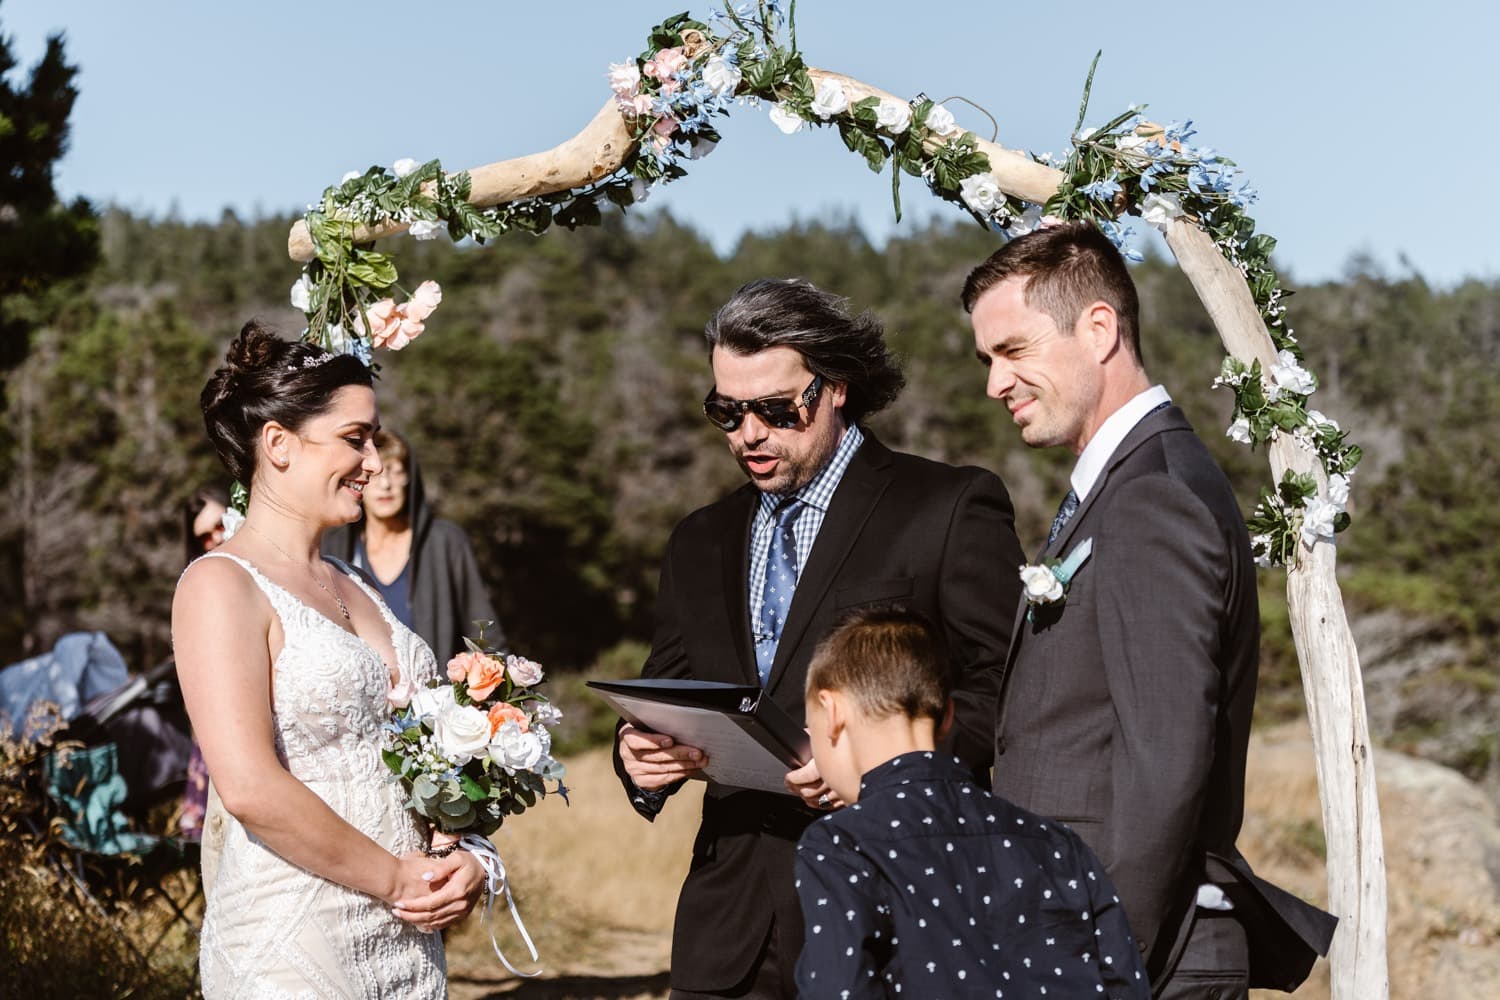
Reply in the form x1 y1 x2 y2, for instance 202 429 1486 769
201 321 374 484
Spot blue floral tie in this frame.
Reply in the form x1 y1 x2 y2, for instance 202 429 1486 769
1047 489 1079 545
755 499 806 685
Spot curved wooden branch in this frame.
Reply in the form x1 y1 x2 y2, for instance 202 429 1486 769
284 65 1389 998
287 98 637 262
1166 223 1389 1000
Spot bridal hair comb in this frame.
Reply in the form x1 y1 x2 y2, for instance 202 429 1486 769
288 352 337 371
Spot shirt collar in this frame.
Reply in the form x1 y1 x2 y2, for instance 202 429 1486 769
1070 385 1171 501
758 422 865 516
857 750 967 795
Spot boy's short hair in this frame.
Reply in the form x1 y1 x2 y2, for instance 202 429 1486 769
805 606 951 723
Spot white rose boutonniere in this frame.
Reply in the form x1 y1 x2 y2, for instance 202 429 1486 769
1020 538 1094 620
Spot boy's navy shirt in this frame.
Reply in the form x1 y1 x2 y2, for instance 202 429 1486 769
793 751 1150 999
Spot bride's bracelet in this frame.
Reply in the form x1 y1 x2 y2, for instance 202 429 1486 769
424 841 462 859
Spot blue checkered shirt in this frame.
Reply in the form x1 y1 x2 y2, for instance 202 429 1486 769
748 424 864 643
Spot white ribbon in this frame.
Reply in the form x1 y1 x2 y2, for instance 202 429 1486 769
459 833 542 978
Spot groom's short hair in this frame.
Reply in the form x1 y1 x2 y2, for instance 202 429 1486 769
961 222 1142 365
704 278 906 424
806 607 951 724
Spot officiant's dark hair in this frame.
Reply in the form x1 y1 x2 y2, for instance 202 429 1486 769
201 321 373 484
961 221 1143 365
806 606 952 724
704 278 905 423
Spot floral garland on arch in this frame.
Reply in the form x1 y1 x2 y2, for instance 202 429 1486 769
288 0 1358 569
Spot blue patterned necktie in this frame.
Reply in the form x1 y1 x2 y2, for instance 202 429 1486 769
1047 488 1079 545
755 498 806 685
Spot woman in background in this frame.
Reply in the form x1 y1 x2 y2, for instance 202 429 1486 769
324 428 502 660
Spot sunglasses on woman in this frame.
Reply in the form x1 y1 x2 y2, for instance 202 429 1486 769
703 375 823 432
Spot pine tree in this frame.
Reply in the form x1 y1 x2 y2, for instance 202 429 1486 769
0 1 99 377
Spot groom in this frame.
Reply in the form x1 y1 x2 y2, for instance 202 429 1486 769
965 222 1335 998
615 278 1024 998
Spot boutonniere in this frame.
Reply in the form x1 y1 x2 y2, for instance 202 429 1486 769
1020 538 1094 619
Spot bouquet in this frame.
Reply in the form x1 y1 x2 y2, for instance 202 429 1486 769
384 634 567 837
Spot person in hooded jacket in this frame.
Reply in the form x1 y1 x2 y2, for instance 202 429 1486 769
323 428 503 661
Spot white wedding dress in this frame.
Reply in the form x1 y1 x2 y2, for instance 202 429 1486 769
195 552 446 999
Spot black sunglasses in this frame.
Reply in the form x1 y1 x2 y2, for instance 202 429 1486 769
703 375 823 432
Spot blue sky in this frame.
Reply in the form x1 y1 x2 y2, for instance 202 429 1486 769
5 0 1494 286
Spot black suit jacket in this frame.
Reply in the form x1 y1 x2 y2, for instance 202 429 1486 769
992 405 1335 991
614 431 1024 993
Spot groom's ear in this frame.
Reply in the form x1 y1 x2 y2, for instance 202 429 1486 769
1079 300 1122 363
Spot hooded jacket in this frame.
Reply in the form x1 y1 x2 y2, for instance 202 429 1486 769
323 449 503 663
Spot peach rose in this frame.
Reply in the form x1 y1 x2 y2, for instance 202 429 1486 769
353 298 399 343
652 46 689 79
487 702 529 736
445 651 482 683
403 279 442 323
381 306 423 350
463 655 507 702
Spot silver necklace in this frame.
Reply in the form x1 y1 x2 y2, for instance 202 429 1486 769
246 521 351 621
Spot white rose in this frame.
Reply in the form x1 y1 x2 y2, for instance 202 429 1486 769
1300 497 1340 548
408 219 446 241
506 655 545 688
387 672 415 710
219 507 244 542
289 274 314 312
769 103 805 134
340 170 362 184
1327 474 1351 509
433 703 493 763
809 77 848 119
324 322 350 354
1306 409 1340 433
1019 564 1064 604
409 683 456 723
1270 349 1317 396
1006 204 1044 237
1226 418 1252 444
1139 192 1183 232
608 61 641 96
530 701 563 727
924 104 960 137
874 99 911 134
487 721 544 773
702 55 741 97
958 173 1004 216
391 157 420 178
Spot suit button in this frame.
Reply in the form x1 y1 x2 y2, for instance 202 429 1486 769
1137 940 1148 954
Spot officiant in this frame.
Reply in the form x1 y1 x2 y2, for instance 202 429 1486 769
612 278 1024 999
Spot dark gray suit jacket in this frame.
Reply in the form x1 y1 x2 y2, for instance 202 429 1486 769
614 431 1025 994
992 404 1334 991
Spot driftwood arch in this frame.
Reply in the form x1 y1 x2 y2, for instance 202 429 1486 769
287 67 1388 1000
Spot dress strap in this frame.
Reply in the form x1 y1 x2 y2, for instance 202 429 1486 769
194 551 296 630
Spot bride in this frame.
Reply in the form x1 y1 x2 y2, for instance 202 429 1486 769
173 322 485 997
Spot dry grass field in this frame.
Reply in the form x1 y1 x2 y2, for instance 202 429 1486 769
447 725 1500 1000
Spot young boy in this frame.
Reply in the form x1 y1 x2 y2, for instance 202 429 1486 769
794 607 1151 998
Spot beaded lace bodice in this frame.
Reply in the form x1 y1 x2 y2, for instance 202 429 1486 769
194 552 446 1000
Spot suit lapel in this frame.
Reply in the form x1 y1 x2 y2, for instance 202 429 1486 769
765 433 894 693
1001 404 1193 671
718 487 760 685
1041 404 1192 559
